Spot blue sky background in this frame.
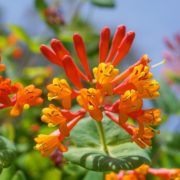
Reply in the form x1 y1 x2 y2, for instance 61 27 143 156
0 0 179 72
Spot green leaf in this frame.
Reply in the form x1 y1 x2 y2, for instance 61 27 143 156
64 117 150 172
91 0 115 7
9 25 31 45
12 171 26 180
0 136 16 173
34 0 48 17
9 25 40 53
0 165 16 180
83 171 103 180
16 151 51 179
43 168 62 180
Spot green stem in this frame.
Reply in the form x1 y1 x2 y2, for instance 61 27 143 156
96 121 109 155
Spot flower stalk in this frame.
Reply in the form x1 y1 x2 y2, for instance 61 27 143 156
95 121 109 155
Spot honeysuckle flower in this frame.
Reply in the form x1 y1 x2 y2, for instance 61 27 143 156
10 84 43 116
34 133 67 156
137 109 161 126
0 59 43 115
77 88 103 121
114 62 160 99
42 105 65 125
105 172 119 180
0 76 18 105
118 89 143 125
42 104 70 136
47 78 72 109
132 128 155 148
35 113 85 156
93 63 119 94
37 25 161 155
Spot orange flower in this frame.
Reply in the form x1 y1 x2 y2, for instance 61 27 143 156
132 128 155 148
77 88 103 121
93 63 119 94
105 172 119 180
47 78 72 109
114 60 160 99
119 89 143 114
128 64 160 99
34 132 67 156
120 174 139 180
0 76 18 105
41 104 69 136
118 89 143 123
35 114 84 155
135 164 150 175
137 109 161 126
10 84 43 116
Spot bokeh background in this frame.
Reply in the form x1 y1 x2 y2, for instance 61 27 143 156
0 0 179 179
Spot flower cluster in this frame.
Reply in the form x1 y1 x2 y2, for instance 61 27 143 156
106 164 180 180
0 58 43 116
35 25 161 156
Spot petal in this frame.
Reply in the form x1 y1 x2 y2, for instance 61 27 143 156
99 27 111 63
89 108 103 121
50 39 70 61
112 31 135 66
61 95 72 109
73 33 92 81
106 25 126 62
62 55 83 89
40 45 61 66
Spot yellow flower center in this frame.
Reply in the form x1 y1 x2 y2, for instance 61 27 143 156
93 63 119 85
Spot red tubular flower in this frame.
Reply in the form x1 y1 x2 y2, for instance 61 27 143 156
99 25 135 66
112 31 135 66
50 39 70 62
40 45 61 66
106 25 126 62
99 27 111 63
62 55 84 89
148 168 180 179
73 33 92 81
